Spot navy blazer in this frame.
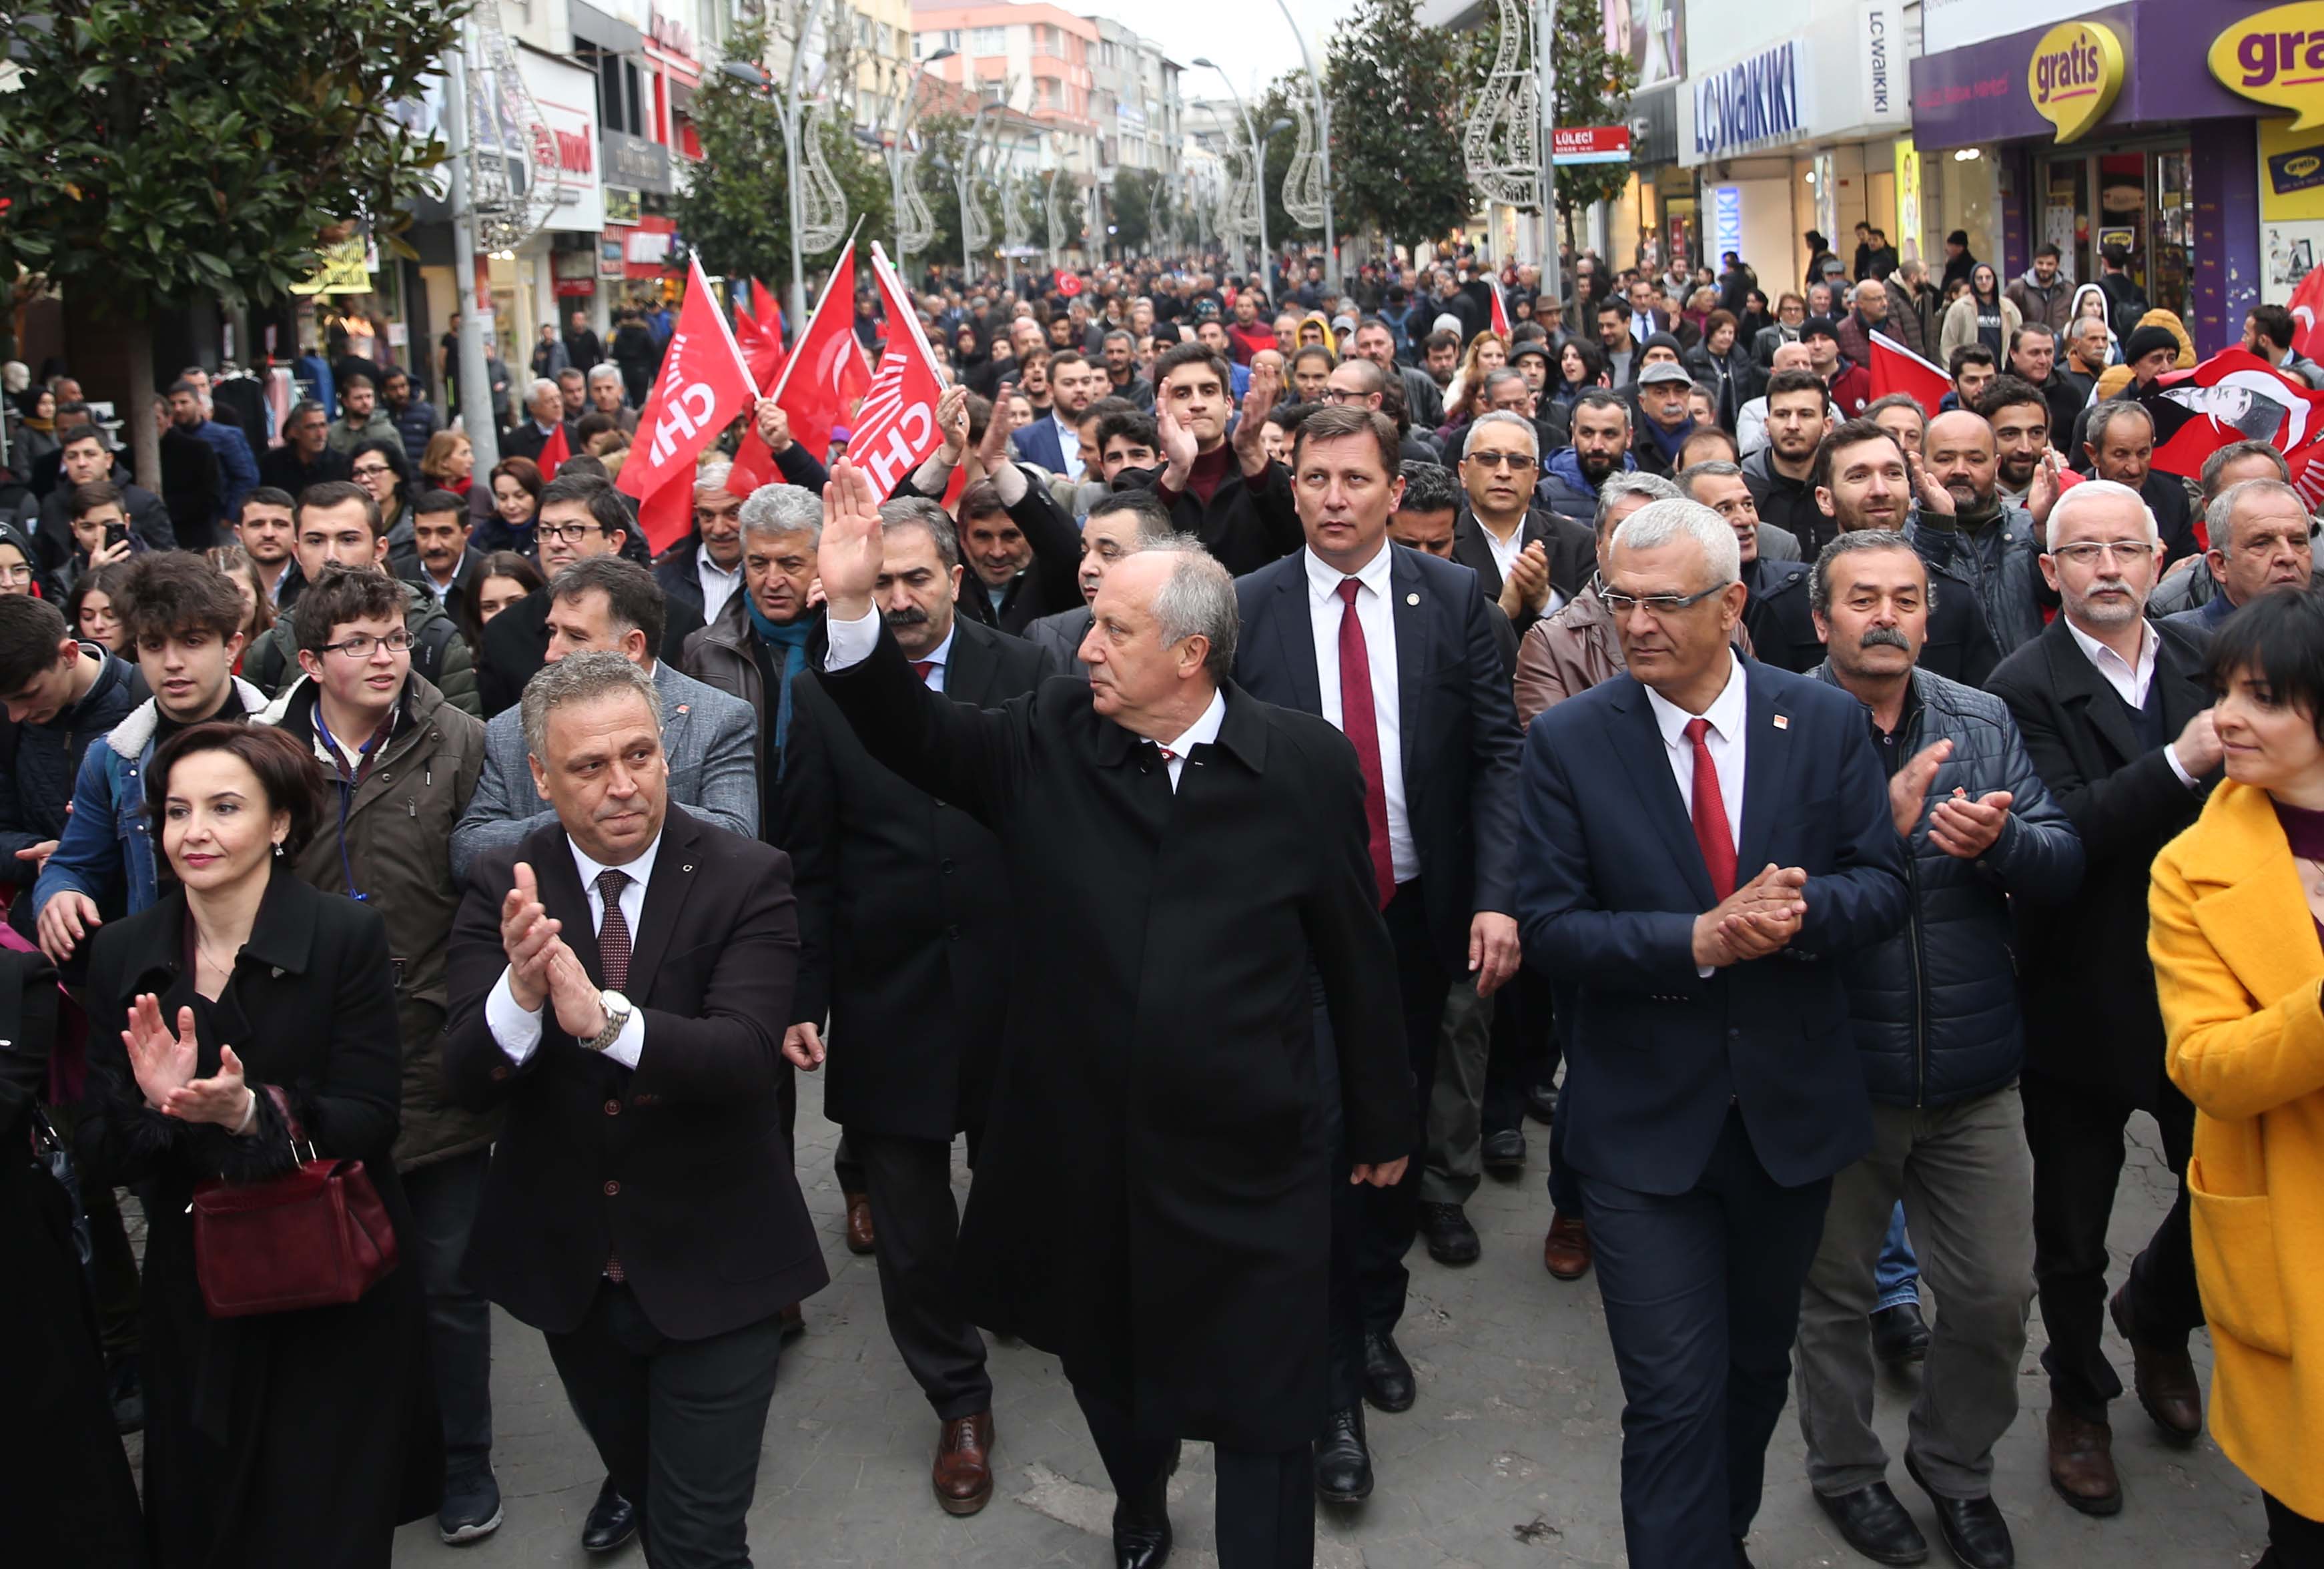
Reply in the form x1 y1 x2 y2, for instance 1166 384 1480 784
1514 659 1909 1194
1012 414 1070 473
1232 543 1525 972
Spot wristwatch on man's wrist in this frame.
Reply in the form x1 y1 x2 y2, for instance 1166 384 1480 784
583 990 633 1053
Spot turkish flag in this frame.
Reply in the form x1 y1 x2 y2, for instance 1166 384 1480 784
771 240 873 473
2290 262 2324 364
619 253 756 553
1867 331 1952 415
1488 278 1511 339
733 285 787 391
2138 348 2324 482
536 420 569 481
847 244 951 499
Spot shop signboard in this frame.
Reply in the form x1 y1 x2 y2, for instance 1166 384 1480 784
2026 21 2125 143
1894 136 1922 263
1709 184 1744 262
1685 41 1809 164
2212 3 2324 131
1551 126 1631 164
514 51 605 233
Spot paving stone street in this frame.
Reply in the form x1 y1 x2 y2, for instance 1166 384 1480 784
386 1070 2270 1567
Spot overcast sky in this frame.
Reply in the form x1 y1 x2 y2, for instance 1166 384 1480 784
1070 0 1364 106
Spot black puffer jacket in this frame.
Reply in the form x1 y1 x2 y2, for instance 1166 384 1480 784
1814 663 2084 1105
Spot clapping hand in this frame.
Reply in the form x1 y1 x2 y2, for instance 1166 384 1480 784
1927 788 2014 860
500 862 562 1012
1499 541 1552 618
817 459 886 621
1690 864 1808 968
123 993 200 1111
1155 397 1199 485
542 940 610 1043
1890 739 1950 839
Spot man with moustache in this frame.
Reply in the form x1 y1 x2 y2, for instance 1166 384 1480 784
1748 422 2002 683
1794 531 2079 1569
2145 443 2295 620
1909 408 2047 654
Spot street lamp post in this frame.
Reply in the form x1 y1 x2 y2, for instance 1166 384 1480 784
1269 0 1338 294
443 23 499 470
718 0 833 331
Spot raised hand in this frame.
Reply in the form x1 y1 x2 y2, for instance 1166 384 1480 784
123 994 200 1111
2026 449 2064 529
1906 450 1954 518
500 862 562 1012
1155 396 1199 483
934 384 970 464
1890 739 1951 839
755 397 793 453
976 390 1018 475
817 458 886 620
1233 359 1282 474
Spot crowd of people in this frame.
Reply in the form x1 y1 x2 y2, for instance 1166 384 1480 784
4 234 2323 1569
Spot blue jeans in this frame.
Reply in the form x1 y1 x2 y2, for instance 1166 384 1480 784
1874 1203 1919 1313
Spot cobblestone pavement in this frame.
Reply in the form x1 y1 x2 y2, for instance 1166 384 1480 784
388 1072 2271 1567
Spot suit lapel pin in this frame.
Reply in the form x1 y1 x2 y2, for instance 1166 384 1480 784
1405 593 1421 606
681 864 693 873
1772 714 1790 730
676 704 691 715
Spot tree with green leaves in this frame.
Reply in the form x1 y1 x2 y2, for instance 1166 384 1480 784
0 0 460 488
1324 0 1473 254
1110 168 1172 257
674 18 889 295
1545 0 1636 254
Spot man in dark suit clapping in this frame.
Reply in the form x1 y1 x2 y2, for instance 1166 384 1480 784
1228 404 1524 1502
1515 498 1908 1567
444 651 825 1568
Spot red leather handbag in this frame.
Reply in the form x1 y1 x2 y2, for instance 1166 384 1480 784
191 1091 399 1318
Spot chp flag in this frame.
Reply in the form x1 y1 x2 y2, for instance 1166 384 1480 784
1866 331 1952 416
847 242 951 497
618 252 757 553
2135 348 2324 520
765 229 873 479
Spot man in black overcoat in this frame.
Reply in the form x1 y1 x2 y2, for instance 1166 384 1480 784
775 499 1052 1516
809 459 1411 1569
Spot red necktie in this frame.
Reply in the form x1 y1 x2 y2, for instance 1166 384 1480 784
595 869 631 1283
1684 717 1736 901
911 660 936 684
1336 579 1396 910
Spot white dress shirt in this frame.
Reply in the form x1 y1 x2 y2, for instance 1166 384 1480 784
1153 688 1226 791
1642 650 1748 858
1304 543 1417 884
2062 617 2199 788
696 549 744 627
1050 410 1085 481
486 830 659 1069
1473 517 1567 619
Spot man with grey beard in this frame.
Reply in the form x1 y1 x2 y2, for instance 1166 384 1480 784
1794 531 2080 1569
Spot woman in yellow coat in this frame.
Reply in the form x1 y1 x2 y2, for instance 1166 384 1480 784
2150 586 2324 1565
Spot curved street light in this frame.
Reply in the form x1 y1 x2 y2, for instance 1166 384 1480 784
1267 1 1338 293
717 0 834 330
1191 59 1282 295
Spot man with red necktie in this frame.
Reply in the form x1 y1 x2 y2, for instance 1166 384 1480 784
1228 404 1525 1506
1512 498 1908 1568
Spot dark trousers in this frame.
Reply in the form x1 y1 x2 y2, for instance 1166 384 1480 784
1325 880 1448 1409
833 1131 863 1195
403 1148 495 1476
1481 966 1553 1139
2267 1494 2324 1568
849 1129 992 1421
1072 1375 1312 1569
47 1101 141 1358
2019 1068 2204 1422
544 1283 783 1569
1581 1105 1832 1566
1545 977 1582 1217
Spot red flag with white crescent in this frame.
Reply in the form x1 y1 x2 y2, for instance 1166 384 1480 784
1488 277 1511 338
2290 262 2324 364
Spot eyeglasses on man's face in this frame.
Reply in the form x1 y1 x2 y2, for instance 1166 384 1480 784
1601 585 1725 617
538 522 609 545
1465 449 1537 471
322 629 416 659
2048 540 2153 568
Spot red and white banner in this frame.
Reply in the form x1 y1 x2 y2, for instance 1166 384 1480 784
733 280 788 392
2136 348 2324 526
535 419 569 482
1487 277 1511 339
2289 262 2324 366
769 234 873 477
847 243 951 499
619 253 756 552
1866 330 1952 415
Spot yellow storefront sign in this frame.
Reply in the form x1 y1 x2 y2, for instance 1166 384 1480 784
2214 3 2324 131
290 237 377 296
2026 21 2125 144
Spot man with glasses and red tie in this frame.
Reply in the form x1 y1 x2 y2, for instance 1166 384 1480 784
1228 404 1525 1506
1513 497 1906 1568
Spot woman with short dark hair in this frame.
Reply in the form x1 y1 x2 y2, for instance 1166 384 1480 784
78 722 438 1566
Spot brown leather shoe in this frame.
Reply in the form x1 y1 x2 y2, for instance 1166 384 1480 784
2110 1283 2203 1443
845 1191 876 1256
1543 1211 1591 1281
2045 1406 2122 1516
933 1411 995 1516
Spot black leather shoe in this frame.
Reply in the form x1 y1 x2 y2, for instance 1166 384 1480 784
1112 1470 1171 1568
1906 1453 2014 1569
1481 1127 1527 1174
1525 1082 1559 1124
1815 1479 1929 1565
1417 1201 1481 1265
1872 1301 1931 1368
1362 1329 1415 1413
582 1478 638 1554
1313 1405 1373 1504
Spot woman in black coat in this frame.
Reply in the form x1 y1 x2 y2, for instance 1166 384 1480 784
78 723 437 1569
1 944 147 1566
1683 309 1759 431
